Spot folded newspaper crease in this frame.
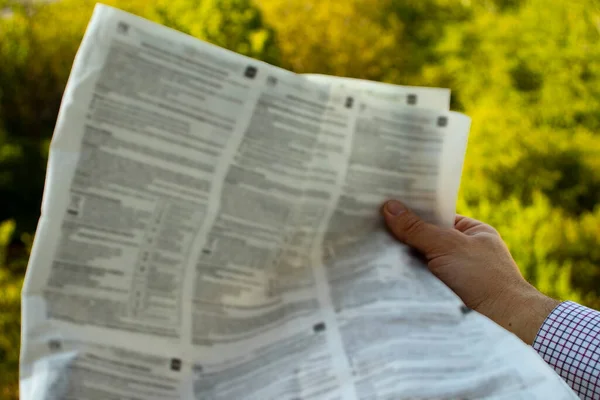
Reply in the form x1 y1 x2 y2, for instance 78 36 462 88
20 4 578 399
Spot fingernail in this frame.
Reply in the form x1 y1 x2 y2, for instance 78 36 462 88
385 200 406 216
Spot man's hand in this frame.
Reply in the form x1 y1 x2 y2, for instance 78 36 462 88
382 200 560 344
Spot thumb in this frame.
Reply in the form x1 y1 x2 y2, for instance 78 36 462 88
382 200 447 257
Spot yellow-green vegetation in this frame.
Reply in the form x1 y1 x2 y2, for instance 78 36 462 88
1 0 599 398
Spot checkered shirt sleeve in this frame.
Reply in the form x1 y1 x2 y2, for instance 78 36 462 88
533 301 600 400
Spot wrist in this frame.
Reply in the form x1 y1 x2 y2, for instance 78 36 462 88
479 283 560 345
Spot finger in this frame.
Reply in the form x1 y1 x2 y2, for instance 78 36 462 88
454 215 483 231
454 214 497 235
381 200 447 256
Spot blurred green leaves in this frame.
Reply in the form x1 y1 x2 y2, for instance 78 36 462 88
1 1 599 399
0 220 21 399
156 0 280 64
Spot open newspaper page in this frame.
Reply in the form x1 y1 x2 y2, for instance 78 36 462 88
20 4 578 400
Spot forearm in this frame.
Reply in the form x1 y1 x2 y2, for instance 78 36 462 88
477 282 560 345
514 292 561 345
490 285 560 345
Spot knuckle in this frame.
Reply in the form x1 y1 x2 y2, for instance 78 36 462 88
484 224 500 236
473 232 499 246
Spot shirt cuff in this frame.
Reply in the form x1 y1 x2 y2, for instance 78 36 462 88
533 301 600 400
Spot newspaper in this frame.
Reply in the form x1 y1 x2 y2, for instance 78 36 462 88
20 4 578 400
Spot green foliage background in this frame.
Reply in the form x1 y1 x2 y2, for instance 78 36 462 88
1 0 599 397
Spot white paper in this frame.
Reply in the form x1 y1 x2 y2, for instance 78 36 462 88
20 4 578 400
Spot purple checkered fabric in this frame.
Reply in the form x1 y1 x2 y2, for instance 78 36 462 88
533 301 600 400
